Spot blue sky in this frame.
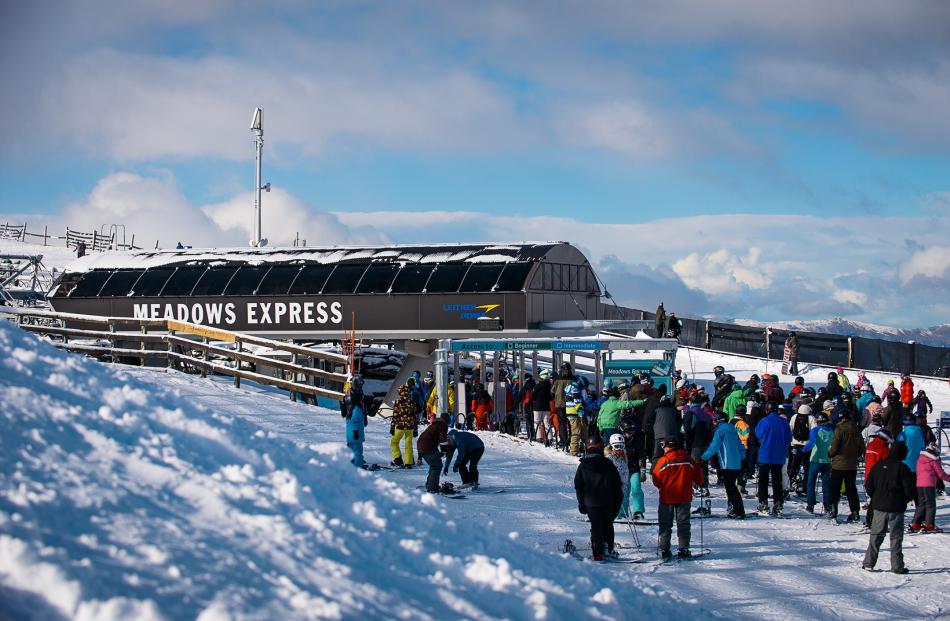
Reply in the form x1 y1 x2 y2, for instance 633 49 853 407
1 1 948 327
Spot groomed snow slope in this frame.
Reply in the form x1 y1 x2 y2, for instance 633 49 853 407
0 323 705 621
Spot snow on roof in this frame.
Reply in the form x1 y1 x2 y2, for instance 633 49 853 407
63 242 566 273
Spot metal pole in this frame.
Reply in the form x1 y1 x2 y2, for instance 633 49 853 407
452 352 460 416
436 339 449 417
492 351 501 428
254 132 263 246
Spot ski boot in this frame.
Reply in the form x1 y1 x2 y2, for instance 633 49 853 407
660 549 673 560
632 512 645 520
606 548 621 560
757 502 769 514
770 504 783 517
390 456 404 468
677 548 692 559
805 504 814 514
907 522 922 533
846 512 861 524
923 524 942 533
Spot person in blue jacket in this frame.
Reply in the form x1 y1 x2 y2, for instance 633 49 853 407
342 374 368 468
898 413 925 472
442 429 486 487
701 411 747 518
755 403 793 516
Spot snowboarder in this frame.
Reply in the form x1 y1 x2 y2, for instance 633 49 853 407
575 437 623 560
342 374 368 468
652 437 703 559
417 413 449 493
862 441 915 574
909 443 950 533
701 411 747 518
654 302 666 338
390 385 417 468
441 429 485 487
755 402 792 516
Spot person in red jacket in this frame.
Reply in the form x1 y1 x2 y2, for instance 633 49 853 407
651 437 705 559
863 428 893 528
899 373 914 407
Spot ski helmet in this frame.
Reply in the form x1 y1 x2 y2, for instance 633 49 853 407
586 437 604 453
827 372 838 381
609 433 626 450
713 365 725 377
659 437 681 450
794 376 805 386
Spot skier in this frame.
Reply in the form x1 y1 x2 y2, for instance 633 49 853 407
532 370 554 444
880 379 898 404
909 442 950 533
574 437 623 561
652 437 704 559
802 408 835 514
470 383 493 431
417 413 449 493
553 363 575 452
606 434 630 520
701 410 747 518
864 428 893 528
755 402 792 516
650 392 682 459
442 428 485 487
912 390 933 419
881 391 905 437
341 374 368 468
787 404 814 495
732 405 753 495
897 413 925 473
862 441 915 574
683 396 713 495
425 378 456 423
827 409 865 522
564 382 588 456
596 387 645 450
618 418 647 520
836 367 851 393
390 385 417 468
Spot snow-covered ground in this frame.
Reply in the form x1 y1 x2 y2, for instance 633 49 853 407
0 323 704 620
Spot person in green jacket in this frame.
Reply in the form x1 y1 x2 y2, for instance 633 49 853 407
723 384 753 421
802 409 835 514
597 388 645 447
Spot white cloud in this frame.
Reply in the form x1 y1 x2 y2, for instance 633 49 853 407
672 248 773 295
899 246 950 282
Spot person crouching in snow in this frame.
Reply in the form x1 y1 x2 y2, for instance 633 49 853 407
652 437 704 559
390 385 417 468
574 437 623 561
342 374 368 468
606 434 630 519
441 429 485 487
862 441 915 574
417 413 449 493
910 443 950 533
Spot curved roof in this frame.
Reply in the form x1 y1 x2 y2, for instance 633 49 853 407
52 242 601 298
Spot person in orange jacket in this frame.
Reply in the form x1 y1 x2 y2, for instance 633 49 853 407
651 437 705 559
899 373 914 407
470 383 494 431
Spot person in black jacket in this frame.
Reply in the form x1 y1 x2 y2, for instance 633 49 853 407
531 372 553 444
862 441 916 574
574 437 624 561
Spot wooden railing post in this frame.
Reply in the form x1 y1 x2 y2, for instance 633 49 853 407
200 337 208 378
234 341 242 388
167 329 175 370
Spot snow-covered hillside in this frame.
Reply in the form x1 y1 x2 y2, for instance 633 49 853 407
0 322 701 620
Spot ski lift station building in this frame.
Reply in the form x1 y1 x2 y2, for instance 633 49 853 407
48 241 643 339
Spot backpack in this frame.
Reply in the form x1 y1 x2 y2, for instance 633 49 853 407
792 414 810 443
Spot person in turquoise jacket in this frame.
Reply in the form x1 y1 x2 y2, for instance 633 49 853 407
802 410 835 513
898 413 925 472
701 411 747 518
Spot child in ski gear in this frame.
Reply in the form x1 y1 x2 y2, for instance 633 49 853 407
470 384 494 431
910 443 950 533
652 437 704 559
342 374 368 468
828 412 864 522
897 414 924 472
606 434 630 524
390 385 417 467
755 403 792 515
803 409 835 514
863 441 915 574
702 410 747 518
575 437 624 561
899 373 914 407
912 390 932 418
619 418 647 519
442 429 485 486
417 414 449 493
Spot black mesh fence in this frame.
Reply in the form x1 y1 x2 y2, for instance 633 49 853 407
616 306 950 378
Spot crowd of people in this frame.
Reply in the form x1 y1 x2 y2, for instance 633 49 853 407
342 358 947 569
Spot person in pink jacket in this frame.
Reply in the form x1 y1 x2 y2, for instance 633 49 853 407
910 443 950 533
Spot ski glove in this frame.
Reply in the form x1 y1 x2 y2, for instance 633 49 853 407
578 505 587 515
390 424 395 436
352 430 360 441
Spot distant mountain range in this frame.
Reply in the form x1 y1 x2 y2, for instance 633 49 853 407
730 318 950 349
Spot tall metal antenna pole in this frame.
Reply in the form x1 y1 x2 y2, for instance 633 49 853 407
250 107 268 247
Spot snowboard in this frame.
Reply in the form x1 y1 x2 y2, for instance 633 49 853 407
781 346 792 375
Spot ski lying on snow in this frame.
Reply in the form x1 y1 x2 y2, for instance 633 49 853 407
575 517 658 526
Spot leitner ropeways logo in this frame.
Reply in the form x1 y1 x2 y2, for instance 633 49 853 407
442 303 501 320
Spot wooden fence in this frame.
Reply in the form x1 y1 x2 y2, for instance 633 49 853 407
1 307 347 402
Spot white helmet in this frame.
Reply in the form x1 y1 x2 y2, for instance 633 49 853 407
609 433 625 450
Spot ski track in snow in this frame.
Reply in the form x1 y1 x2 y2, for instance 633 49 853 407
119 344 950 621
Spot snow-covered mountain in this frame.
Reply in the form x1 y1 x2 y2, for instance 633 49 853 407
731 317 950 348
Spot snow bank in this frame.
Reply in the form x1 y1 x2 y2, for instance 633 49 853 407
0 322 703 620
